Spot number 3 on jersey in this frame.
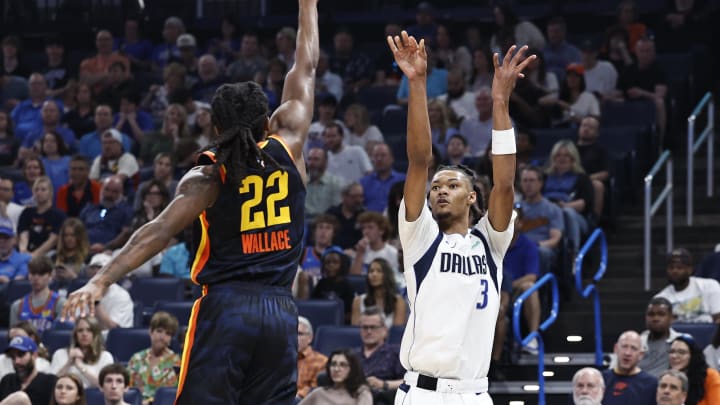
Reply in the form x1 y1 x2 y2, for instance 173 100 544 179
476 279 489 309
239 170 291 232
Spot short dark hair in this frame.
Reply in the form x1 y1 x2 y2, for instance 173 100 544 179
120 90 141 106
323 122 344 137
28 255 53 275
99 363 129 387
70 154 90 165
647 296 672 310
521 165 545 182
312 213 339 234
149 311 179 336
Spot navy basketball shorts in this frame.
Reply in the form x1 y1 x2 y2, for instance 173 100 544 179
175 283 298 405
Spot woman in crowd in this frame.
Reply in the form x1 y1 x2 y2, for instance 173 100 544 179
669 334 720 405
133 152 178 211
311 247 356 323
139 103 189 165
127 311 181 404
602 26 634 73
343 104 384 153
0 110 19 166
39 131 72 192
434 24 472 78
299 348 372 405
540 63 600 125
50 373 86 405
469 47 493 91
50 316 114 388
191 104 212 149
351 258 406 328
62 82 96 137
53 218 90 268
490 3 546 51
18 176 66 258
141 62 187 125
124 180 170 278
427 99 459 154
13 157 44 206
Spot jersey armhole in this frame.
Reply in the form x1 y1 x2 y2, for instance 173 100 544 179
262 135 297 163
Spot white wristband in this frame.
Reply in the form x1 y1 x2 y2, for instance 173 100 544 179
491 128 516 155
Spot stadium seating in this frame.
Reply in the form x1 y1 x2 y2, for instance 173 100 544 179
3 280 32 305
389 325 404 345
314 326 362 356
296 299 344 328
85 387 142 405
346 275 367 296
153 387 178 405
696 252 720 281
42 329 73 356
154 301 194 326
673 323 717 350
105 328 150 363
129 278 185 309
530 127 576 161
380 108 407 135
0 330 7 353
356 85 399 112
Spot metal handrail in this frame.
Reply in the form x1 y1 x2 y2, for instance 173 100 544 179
513 273 560 405
574 228 608 367
644 150 673 291
687 92 715 226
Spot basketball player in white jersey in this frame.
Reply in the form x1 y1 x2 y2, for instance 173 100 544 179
386 31 534 404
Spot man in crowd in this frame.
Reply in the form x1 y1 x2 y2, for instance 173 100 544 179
639 297 681 377
0 217 30 284
359 143 405 213
296 316 327 401
79 30 130 94
326 182 365 251
655 248 720 323
0 336 56 404
56 155 102 217
9 256 65 332
355 308 404 405
656 370 688 405
98 363 131 405
305 147 343 221
602 330 658 404
323 123 372 185
329 28 374 95
572 367 605 405
79 105 133 160
306 95 348 153
437 68 476 123
19 99 76 160
542 16 581 82
89 129 139 184
226 31 268 82
11 73 54 142
84 253 133 332
575 115 609 217
458 87 493 156
78 176 133 255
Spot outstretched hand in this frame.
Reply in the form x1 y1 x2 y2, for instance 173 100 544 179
386 31 427 81
492 45 536 103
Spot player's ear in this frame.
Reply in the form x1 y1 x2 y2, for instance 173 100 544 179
468 190 477 205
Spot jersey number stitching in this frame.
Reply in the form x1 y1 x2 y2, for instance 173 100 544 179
238 171 291 232
476 279 489 309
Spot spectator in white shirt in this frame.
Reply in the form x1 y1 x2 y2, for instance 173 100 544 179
436 68 477 123
305 95 348 153
580 38 622 102
342 104 384 153
323 123 372 185
316 50 343 103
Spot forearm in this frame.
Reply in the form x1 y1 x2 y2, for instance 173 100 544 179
94 304 119 329
566 199 586 212
406 79 432 165
18 233 29 253
488 100 516 230
33 234 58 257
104 228 131 251
590 171 609 182
294 0 319 76
79 72 105 87
349 253 364 275
92 221 173 289
128 120 145 142
512 274 537 288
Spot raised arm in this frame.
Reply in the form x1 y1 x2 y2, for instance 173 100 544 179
387 31 432 222
488 45 535 232
268 0 319 164
61 165 220 321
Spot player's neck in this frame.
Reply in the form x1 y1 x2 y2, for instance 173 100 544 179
438 217 470 236
613 366 640 376
31 287 50 300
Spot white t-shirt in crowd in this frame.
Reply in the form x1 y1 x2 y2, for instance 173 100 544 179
655 276 720 323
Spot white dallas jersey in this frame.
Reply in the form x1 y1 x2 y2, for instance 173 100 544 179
398 200 514 380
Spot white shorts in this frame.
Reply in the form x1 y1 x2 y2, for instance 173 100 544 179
394 372 494 405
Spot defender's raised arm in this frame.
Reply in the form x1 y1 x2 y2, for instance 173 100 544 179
387 31 432 222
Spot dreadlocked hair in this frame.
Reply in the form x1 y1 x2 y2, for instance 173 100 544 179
204 82 278 188
436 164 484 220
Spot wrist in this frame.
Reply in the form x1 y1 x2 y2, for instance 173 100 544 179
383 380 389 390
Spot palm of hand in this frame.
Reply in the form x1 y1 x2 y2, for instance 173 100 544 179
395 48 426 80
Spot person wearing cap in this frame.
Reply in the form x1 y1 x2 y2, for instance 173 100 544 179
171 33 199 78
306 94 349 154
88 129 139 184
407 2 438 45
654 248 720 324
0 321 51 381
0 216 30 284
540 63 600 124
0 336 57 405
83 253 133 331
8 255 65 332
580 37 621 102
79 104 133 160
79 30 130 94
78 176 133 255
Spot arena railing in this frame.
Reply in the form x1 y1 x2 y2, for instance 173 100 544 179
512 272 559 405
574 228 608 367
644 150 673 291
686 91 714 226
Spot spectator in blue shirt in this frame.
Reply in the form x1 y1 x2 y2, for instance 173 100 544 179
115 17 153 71
11 73 62 142
78 175 132 255
159 226 192 280
0 217 31 283
13 157 44 206
79 105 132 160
113 90 154 147
39 131 72 193
542 16 582 82
359 143 405 213
395 47 447 105
19 100 75 160
151 17 184 70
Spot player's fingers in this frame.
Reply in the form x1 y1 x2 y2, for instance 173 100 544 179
492 52 500 70
515 54 537 74
401 30 410 47
386 36 398 53
419 38 426 57
503 45 516 68
511 45 529 65
409 35 418 49
393 35 402 50
518 73 525 79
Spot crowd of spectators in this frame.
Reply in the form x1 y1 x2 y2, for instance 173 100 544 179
0 0 715 403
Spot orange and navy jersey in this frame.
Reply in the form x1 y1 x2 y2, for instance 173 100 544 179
191 135 305 287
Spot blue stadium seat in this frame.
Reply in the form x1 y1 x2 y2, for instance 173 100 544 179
696 252 720 281
0 330 7 353
68 278 90 294
673 323 717 350
42 329 73 356
346 275 367 296
601 100 656 129
356 85 399 112
134 301 144 328
314 326 362 356
153 387 177 405
106 328 150 363
389 325 405 345
85 387 142 405
129 278 185 308
296 299 344 328
380 108 407 135
154 301 194 326
530 128 576 161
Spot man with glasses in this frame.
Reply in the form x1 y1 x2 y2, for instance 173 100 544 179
355 307 404 405
656 370 688 405
296 316 327 401
602 330 658 404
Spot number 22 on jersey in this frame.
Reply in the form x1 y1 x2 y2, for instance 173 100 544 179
238 170 291 232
